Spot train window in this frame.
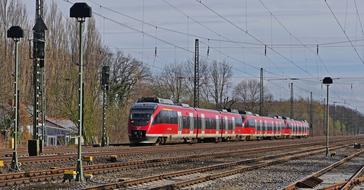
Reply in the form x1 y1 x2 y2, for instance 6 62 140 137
153 110 178 124
130 113 152 126
206 118 212 129
258 120 262 131
198 116 206 130
211 118 216 129
170 111 178 124
247 119 255 128
224 117 228 130
227 119 231 130
182 116 189 129
235 117 242 127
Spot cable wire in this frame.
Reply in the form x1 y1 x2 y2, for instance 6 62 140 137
324 0 364 64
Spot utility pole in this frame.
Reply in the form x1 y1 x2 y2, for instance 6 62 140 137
290 82 294 118
193 39 199 108
70 2 92 182
101 66 109 147
176 76 183 103
309 92 313 136
323 98 326 136
259 68 263 115
323 77 333 157
30 0 47 155
7 26 23 171
194 39 199 141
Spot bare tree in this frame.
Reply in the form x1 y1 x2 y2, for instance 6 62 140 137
108 51 149 106
209 60 232 108
182 59 210 103
233 79 272 113
152 63 185 102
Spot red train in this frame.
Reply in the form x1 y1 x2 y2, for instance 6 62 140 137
128 97 309 144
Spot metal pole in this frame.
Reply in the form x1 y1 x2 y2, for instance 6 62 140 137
259 68 263 115
76 20 84 182
309 92 313 136
193 39 199 108
32 0 46 154
11 39 20 171
290 82 293 118
41 70 46 146
194 39 199 141
325 85 330 157
101 85 107 147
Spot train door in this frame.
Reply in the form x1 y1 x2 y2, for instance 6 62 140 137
273 121 276 136
224 116 228 135
177 112 182 136
201 114 205 137
258 120 261 135
189 112 194 135
293 122 296 136
216 115 220 135
232 117 235 135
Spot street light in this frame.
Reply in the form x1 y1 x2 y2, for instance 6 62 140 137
70 2 92 182
323 77 333 157
7 26 24 171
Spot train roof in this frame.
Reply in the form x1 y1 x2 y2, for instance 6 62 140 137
134 97 310 123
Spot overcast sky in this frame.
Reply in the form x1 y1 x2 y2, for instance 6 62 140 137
22 0 364 113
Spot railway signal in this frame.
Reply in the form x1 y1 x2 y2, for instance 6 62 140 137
101 66 110 147
70 2 92 182
30 0 47 156
323 77 333 157
7 26 24 172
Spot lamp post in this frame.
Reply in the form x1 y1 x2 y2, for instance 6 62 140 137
7 26 24 171
323 77 333 157
70 2 92 182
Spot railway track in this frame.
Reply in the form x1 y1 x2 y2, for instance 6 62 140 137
0 140 328 187
284 148 364 190
0 137 332 166
84 144 350 190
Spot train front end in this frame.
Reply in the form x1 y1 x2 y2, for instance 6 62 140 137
128 102 157 144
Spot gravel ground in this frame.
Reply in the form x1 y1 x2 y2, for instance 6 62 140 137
3 139 315 174
315 153 364 189
2 137 361 189
183 147 360 190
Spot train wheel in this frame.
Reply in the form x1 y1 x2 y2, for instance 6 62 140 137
183 138 188 144
161 137 167 145
155 137 162 146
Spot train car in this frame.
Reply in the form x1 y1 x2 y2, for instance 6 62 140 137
128 97 310 145
241 113 286 140
128 97 242 144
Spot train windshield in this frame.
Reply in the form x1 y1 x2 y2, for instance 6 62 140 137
130 109 154 126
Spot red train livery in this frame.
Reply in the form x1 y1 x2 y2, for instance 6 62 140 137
128 97 309 144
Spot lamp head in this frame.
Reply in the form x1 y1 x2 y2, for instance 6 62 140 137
7 26 24 39
70 2 92 20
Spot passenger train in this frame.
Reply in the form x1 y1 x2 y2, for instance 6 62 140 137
128 97 309 145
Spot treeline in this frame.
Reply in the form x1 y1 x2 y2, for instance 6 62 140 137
0 1 362 145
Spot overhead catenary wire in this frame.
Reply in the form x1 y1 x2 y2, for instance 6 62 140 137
353 0 364 36
194 0 314 77
199 40 285 78
79 0 287 78
63 0 194 54
162 0 287 76
324 0 364 64
258 0 331 76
